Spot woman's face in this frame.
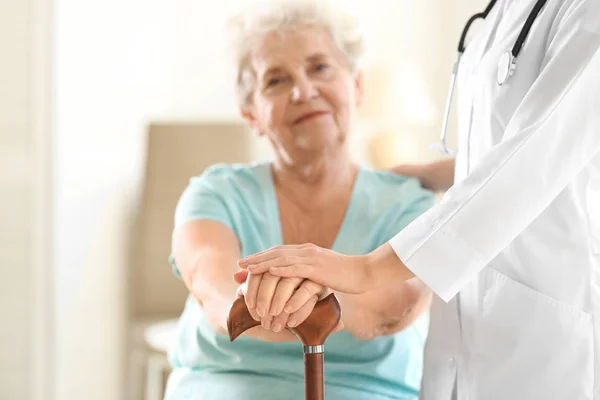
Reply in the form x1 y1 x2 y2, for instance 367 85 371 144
242 25 363 164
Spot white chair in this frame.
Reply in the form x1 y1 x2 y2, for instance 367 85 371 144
144 319 178 400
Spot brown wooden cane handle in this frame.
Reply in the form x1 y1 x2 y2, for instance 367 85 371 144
227 293 341 400
227 293 341 344
226 296 261 341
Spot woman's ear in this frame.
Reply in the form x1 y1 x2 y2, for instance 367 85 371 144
354 69 364 107
240 107 263 137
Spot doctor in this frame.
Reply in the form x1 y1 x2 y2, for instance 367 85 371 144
239 0 600 399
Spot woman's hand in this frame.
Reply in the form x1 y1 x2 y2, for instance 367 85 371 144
233 269 334 332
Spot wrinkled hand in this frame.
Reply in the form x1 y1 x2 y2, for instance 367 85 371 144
234 269 334 333
237 243 371 294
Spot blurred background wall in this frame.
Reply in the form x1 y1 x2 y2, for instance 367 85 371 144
0 0 485 399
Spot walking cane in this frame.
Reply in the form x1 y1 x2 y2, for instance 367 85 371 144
227 294 341 400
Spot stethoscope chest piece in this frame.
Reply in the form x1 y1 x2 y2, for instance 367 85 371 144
497 51 517 86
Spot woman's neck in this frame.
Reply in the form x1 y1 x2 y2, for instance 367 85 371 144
271 152 358 208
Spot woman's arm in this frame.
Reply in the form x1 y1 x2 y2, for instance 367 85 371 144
173 219 298 342
334 278 431 340
391 158 455 192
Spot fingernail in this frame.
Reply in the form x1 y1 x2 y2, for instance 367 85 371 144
247 264 257 271
272 323 282 332
257 308 265 317
287 319 297 328
269 307 278 316
284 305 292 313
262 320 270 330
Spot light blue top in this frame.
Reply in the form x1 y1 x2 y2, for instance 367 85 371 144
165 162 435 400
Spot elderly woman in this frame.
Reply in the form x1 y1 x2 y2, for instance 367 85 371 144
165 1 435 399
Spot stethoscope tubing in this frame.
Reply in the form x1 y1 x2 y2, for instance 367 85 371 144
433 0 549 155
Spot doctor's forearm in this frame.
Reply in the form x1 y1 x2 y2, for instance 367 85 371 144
363 243 416 290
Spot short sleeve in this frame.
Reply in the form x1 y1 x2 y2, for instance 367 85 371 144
174 176 234 231
169 165 236 277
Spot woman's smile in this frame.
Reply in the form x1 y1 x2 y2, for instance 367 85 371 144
293 110 330 125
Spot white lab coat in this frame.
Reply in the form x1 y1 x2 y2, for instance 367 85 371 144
389 0 600 399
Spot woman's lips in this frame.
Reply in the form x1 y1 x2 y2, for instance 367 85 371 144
293 111 329 124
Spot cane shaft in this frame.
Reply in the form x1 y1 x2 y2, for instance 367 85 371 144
304 352 324 400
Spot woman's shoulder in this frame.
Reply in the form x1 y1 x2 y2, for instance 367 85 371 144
342 167 436 247
186 162 271 193
192 162 269 182
173 162 274 235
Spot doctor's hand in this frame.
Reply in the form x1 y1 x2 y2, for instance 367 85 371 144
238 243 413 295
233 268 340 333
238 243 373 294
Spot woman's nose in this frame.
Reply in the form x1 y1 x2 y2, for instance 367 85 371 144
291 77 318 102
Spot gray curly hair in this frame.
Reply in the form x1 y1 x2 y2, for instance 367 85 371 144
226 0 366 109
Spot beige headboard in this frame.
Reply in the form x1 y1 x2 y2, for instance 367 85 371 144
130 122 254 318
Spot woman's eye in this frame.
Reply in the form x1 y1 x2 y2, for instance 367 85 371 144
267 78 281 87
315 63 329 72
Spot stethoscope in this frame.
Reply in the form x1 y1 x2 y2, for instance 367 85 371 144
432 0 549 155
